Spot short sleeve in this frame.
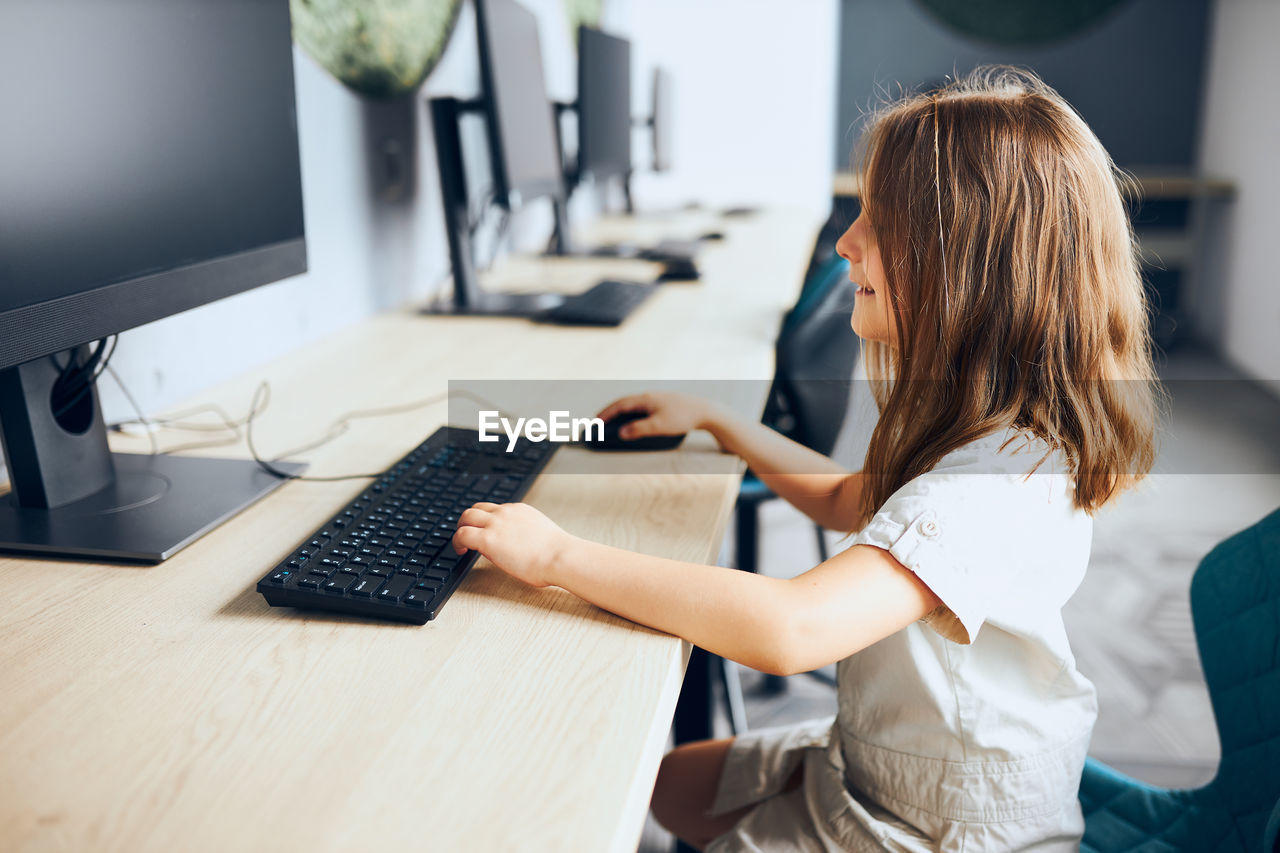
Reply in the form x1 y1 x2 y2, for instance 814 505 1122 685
851 438 1066 644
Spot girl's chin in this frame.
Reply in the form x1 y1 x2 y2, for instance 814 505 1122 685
850 319 889 344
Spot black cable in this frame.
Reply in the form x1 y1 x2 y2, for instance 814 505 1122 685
50 341 102 410
52 336 118 420
481 209 511 272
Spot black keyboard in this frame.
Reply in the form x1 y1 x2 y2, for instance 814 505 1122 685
538 279 656 326
640 239 700 263
256 426 558 624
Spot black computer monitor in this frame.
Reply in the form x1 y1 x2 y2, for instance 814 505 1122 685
576 26 632 186
0 0 308 561
427 0 577 317
652 67 674 173
477 0 566 210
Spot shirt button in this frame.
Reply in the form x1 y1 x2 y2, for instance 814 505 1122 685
919 519 940 538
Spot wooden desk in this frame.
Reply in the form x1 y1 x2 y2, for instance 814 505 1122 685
0 208 820 851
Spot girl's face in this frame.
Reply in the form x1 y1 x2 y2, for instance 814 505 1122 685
836 211 896 345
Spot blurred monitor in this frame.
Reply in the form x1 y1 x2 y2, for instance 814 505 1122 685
475 0 565 208
577 26 632 184
652 67 674 172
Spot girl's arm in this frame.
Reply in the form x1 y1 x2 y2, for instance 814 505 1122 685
453 503 940 675
597 393 865 531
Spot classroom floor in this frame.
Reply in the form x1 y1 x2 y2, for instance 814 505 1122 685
638 345 1280 852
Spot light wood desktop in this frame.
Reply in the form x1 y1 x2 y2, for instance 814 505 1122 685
0 207 820 851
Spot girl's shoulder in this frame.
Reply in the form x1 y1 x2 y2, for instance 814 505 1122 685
895 427 1079 519
930 427 1068 479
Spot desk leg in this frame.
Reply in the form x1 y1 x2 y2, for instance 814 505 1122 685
672 648 715 853
674 646 715 744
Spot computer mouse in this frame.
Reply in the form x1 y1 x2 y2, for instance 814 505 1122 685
656 261 700 282
585 411 687 452
700 231 725 241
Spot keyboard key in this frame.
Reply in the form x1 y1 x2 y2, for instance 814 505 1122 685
377 574 415 602
349 577 381 597
324 575 355 594
402 590 433 608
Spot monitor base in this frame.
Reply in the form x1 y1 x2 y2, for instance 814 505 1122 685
422 290 566 318
0 453 305 563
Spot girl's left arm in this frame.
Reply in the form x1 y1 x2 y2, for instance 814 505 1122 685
453 502 941 675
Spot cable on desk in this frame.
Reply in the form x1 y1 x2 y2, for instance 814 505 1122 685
246 383 517 483
104 362 159 456
107 359 518 482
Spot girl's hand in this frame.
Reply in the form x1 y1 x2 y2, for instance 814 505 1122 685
452 502 577 588
596 392 719 441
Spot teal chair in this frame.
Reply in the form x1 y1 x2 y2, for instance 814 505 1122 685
1079 507 1280 852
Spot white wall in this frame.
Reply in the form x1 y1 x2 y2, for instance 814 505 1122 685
92 0 837 428
609 0 838 214
1197 0 1280 383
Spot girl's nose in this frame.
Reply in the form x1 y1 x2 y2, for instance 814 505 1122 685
836 216 864 265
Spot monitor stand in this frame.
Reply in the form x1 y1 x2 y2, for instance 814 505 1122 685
428 96 580 320
0 349 304 563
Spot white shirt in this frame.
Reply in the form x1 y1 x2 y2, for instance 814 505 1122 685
710 429 1098 851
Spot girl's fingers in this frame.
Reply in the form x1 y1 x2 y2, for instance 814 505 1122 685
470 501 501 512
597 395 651 421
452 525 486 553
620 416 654 438
458 506 494 528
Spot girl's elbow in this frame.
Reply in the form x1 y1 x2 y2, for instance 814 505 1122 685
755 615 813 677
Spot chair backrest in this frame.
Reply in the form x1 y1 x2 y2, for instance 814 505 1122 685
761 250 859 456
1192 506 1280 849
1078 508 1280 852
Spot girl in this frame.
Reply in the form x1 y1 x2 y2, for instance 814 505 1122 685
452 67 1158 851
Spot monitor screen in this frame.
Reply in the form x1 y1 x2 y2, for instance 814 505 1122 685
577 26 632 182
652 67 673 173
475 0 564 207
0 0 306 371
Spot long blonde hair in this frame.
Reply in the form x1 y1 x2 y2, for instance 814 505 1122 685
854 66 1158 529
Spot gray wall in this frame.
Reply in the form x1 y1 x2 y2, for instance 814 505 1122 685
836 0 1211 170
